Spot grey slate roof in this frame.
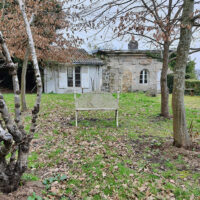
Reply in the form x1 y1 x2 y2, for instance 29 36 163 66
64 48 104 66
72 58 104 66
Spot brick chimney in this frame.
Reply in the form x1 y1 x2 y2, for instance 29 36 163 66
128 36 138 50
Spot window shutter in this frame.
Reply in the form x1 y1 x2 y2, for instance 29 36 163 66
81 66 89 88
59 68 67 89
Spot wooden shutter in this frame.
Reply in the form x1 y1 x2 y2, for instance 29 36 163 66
59 68 67 89
81 66 89 88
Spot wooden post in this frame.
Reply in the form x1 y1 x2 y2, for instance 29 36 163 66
116 110 119 127
74 89 77 100
74 90 77 127
75 110 78 127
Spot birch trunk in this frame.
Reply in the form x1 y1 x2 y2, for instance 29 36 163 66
21 47 29 112
20 14 34 112
17 0 42 135
172 0 193 148
160 42 170 118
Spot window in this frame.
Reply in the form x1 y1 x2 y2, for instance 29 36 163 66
67 67 73 87
67 66 81 87
140 69 148 84
75 67 81 87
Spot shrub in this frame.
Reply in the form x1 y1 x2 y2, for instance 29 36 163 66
167 76 200 95
185 79 200 95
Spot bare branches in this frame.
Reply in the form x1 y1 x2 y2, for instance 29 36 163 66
68 0 185 49
193 22 200 26
0 125 13 143
0 32 22 130
0 93 22 142
128 32 164 46
189 48 200 54
0 124 12 157
192 13 200 21
0 30 35 165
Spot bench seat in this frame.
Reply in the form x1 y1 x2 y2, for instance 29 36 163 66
74 92 119 127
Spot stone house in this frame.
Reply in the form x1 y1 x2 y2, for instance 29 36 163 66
44 41 164 94
93 42 163 93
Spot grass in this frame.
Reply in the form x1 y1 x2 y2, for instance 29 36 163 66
2 92 200 199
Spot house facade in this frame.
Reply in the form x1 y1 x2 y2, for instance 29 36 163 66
44 41 164 94
44 59 104 93
94 49 163 94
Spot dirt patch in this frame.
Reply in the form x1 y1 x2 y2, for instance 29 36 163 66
0 181 44 200
61 116 115 126
130 135 200 173
149 115 173 122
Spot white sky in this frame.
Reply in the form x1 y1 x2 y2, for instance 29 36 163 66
78 31 200 70
68 1 200 70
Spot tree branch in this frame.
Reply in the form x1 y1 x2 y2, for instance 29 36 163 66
192 13 200 21
0 93 23 142
0 32 22 129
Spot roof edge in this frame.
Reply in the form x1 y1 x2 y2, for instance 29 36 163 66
93 49 162 55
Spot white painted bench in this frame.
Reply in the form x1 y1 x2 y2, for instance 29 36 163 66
74 92 119 127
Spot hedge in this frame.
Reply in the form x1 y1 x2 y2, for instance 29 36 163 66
167 75 200 95
185 79 200 95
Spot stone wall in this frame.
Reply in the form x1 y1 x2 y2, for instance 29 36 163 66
102 67 110 92
101 53 162 94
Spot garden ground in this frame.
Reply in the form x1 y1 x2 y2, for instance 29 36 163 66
0 93 200 200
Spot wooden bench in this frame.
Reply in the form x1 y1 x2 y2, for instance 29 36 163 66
185 88 194 96
74 92 119 127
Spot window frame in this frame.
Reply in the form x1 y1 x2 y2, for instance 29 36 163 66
139 69 148 84
67 66 81 88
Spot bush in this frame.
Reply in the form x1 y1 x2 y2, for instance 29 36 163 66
185 79 200 95
167 75 200 95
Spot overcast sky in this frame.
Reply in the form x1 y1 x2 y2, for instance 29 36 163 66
70 1 200 70
77 31 200 70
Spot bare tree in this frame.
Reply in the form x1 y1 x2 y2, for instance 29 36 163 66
68 0 185 118
0 0 42 192
67 0 200 148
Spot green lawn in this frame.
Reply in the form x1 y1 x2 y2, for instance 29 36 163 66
2 93 200 200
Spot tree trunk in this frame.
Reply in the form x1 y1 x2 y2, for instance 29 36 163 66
21 47 29 112
17 0 42 134
0 32 29 193
160 41 170 118
0 0 42 193
172 0 193 148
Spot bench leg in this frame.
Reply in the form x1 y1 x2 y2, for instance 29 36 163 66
116 110 119 127
75 110 78 127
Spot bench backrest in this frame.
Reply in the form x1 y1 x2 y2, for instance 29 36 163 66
75 92 119 110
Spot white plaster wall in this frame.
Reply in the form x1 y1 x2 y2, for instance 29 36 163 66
44 67 56 93
44 65 102 94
